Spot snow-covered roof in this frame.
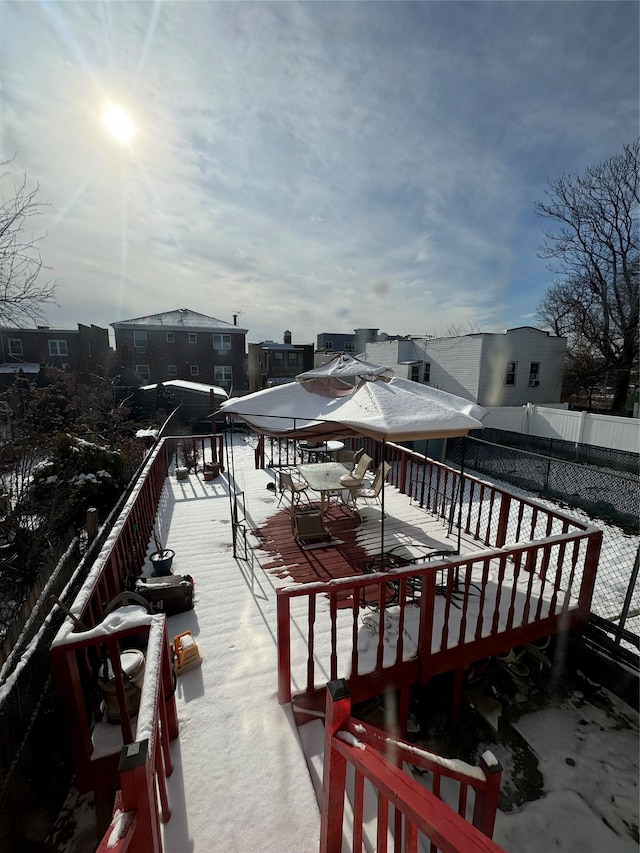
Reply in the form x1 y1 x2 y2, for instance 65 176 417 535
0 362 41 374
260 341 306 350
111 309 247 333
139 380 229 398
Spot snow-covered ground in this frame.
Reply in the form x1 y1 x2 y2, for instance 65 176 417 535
49 434 638 852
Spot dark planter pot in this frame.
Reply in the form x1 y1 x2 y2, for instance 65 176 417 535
203 462 220 481
150 548 175 576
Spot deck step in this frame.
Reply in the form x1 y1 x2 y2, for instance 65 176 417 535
466 689 502 737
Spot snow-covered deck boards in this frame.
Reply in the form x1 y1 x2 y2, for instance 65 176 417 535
156 460 320 852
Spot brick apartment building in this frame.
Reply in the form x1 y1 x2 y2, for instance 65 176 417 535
0 324 111 376
111 308 248 393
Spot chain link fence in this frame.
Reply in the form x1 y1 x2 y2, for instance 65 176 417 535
446 435 640 656
480 427 639 475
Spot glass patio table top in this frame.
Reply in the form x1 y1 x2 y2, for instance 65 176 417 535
297 461 360 514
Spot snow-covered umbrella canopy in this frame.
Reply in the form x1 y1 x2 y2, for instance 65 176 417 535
295 353 394 396
221 354 487 441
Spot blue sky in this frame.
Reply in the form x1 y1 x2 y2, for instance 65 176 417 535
1 1 638 345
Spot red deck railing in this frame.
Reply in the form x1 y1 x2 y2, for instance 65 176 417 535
320 680 506 853
50 434 221 840
50 611 178 829
276 441 602 713
93 617 175 853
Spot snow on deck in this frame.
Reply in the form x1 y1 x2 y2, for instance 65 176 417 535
155 444 321 852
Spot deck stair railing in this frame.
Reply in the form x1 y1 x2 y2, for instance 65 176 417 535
320 680 506 853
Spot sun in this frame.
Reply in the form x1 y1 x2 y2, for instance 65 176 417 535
101 102 136 145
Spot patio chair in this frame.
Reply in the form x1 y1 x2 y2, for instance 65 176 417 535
350 452 372 481
336 448 356 466
277 470 310 508
291 508 332 547
355 461 391 509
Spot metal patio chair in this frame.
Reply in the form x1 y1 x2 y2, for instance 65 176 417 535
354 461 391 509
277 470 310 508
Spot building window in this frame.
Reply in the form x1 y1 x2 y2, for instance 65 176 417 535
410 365 420 382
8 339 22 355
135 365 150 382
213 334 231 351
529 362 540 387
168 364 177 376
188 333 197 344
287 352 298 367
325 341 333 351
423 363 431 383
274 352 284 366
214 366 232 384
344 341 356 351
166 332 175 343
190 365 200 377
48 340 69 356
133 331 147 351
506 361 517 386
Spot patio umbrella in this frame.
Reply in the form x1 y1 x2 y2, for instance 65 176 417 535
221 357 487 559
220 375 486 442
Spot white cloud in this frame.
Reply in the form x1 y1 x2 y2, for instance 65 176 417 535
0 1 637 343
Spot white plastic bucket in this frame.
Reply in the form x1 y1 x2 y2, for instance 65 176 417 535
98 649 145 723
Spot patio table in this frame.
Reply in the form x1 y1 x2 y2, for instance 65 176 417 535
298 440 345 462
297 461 360 515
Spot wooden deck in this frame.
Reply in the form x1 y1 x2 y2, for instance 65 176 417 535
252 488 462 610
254 502 369 586
263 445 602 721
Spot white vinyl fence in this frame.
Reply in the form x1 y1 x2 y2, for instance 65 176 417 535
483 404 640 454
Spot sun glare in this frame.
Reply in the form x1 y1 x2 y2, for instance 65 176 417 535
101 103 136 145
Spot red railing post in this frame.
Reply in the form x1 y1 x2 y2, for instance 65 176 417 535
577 530 603 621
119 739 162 853
495 493 511 548
320 679 351 853
399 449 408 494
472 751 503 838
276 589 292 703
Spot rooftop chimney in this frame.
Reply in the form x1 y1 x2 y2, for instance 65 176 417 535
284 330 292 345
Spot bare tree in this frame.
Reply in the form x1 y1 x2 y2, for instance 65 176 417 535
535 141 639 413
0 164 57 327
